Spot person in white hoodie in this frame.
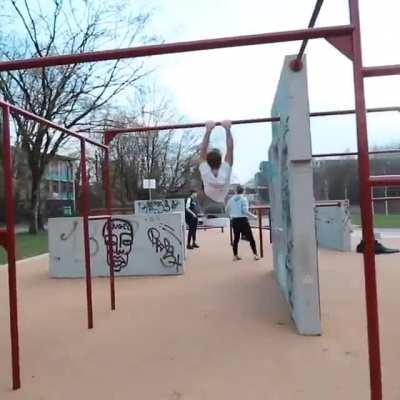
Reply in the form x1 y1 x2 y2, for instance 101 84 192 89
199 120 233 204
225 185 260 261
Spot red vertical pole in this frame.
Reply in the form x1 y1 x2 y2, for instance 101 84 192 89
349 1 382 399
2 105 21 390
80 140 94 329
258 209 264 258
103 148 115 310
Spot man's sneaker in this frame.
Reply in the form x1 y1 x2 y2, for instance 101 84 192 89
233 255 242 261
192 243 200 248
254 255 260 261
187 244 193 250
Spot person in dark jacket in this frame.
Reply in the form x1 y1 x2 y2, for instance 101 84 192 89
185 190 200 249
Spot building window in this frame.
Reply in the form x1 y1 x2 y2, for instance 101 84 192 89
52 181 58 193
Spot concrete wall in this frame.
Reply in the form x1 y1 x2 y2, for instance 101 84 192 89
315 202 352 252
268 55 321 335
49 213 185 278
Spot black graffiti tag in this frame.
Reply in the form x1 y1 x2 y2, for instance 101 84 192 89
147 226 182 272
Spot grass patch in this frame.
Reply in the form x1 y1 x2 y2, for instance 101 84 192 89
0 231 48 265
351 214 400 229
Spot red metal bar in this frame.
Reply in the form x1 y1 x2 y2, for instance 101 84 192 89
291 0 325 70
80 140 94 329
258 209 264 258
0 100 106 149
349 1 382 399
1 105 21 390
105 106 399 139
104 148 116 311
363 64 400 77
0 25 353 72
369 175 400 187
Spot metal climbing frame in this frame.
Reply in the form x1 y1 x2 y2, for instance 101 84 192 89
0 99 115 389
0 0 395 397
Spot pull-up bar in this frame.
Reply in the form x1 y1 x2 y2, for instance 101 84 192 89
105 106 400 138
291 0 325 71
0 25 353 72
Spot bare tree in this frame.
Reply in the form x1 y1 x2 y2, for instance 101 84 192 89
93 87 201 205
0 0 155 232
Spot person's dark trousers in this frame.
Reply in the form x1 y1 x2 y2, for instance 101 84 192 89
231 217 257 256
185 212 198 246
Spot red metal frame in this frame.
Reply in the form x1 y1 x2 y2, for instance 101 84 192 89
0 25 353 72
350 1 382 398
0 99 113 389
1 1 394 397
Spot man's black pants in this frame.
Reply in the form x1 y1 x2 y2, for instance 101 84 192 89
231 217 257 256
185 213 198 245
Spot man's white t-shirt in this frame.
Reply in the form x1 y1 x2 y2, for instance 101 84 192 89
199 161 232 203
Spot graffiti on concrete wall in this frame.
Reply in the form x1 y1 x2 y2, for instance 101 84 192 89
135 199 184 215
147 223 182 272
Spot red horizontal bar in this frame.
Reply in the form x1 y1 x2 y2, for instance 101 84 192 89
363 65 400 78
369 175 400 187
0 100 107 149
106 106 399 136
0 25 353 72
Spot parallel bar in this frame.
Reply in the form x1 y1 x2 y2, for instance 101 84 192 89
369 175 400 187
106 106 399 136
296 0 325 61
310 106 400 117
313 148 400 158
373 196 400 202
2 105 21 390
349 0 382 398
104 148 116 311
0 25 353 72
363 64 400 77
0 100 106 149
80 140 94 329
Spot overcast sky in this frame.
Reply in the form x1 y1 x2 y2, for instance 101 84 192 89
129 0 400 183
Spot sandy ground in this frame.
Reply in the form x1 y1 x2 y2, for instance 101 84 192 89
1 230 400 399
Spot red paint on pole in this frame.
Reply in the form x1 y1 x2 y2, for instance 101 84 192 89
349 0 382 398
80 140 94 329
1 105 21 390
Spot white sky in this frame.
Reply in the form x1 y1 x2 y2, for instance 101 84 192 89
129 0 400 183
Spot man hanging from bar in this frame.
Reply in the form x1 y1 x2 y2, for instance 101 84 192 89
199 120 233 208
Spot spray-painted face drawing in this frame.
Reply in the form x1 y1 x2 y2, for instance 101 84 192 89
102 219 134 272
